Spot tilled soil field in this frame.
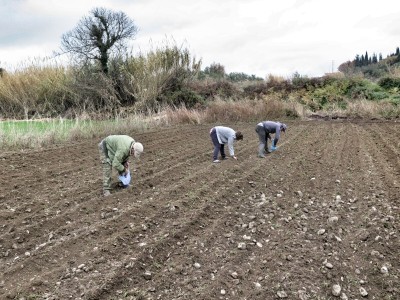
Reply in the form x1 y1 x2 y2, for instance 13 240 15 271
0 120 399 300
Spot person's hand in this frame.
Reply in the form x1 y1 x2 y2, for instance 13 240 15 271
271 146 277 151
232 156 238 160
123 161 130 168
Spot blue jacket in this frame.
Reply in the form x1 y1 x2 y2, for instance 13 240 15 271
257 121 284 146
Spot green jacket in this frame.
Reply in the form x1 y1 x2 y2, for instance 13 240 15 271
104 135 135 173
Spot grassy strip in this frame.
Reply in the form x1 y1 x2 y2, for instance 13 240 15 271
1 96 399 150
0 116 156 150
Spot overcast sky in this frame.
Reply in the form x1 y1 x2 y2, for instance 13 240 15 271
1 0 399 78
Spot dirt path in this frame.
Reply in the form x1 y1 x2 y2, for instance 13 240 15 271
0 120 399 299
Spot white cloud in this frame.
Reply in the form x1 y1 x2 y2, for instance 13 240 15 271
1 0 399 77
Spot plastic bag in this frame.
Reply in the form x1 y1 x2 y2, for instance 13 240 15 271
118 170 131 187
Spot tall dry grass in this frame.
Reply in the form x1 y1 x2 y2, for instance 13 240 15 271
345 99 400 119
116 42 201 112
162 96 303 125
0 64 72 119
203 96 301 123
0 41 201 119
163 106 204 125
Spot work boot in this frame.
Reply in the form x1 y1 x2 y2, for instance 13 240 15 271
103 190 111 197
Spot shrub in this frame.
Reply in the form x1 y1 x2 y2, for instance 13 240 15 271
242 82 269 99
361 64 387 78
116 42 201 112
346 79 388 100
266 76 292 93
378 101 400 119
309 79 349 109
187 80 240 100
291 72 311 89
66 66 120 115
158 88 204 108
227 72 263 82
378 77 400 90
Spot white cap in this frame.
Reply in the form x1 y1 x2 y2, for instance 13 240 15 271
133 142 143 157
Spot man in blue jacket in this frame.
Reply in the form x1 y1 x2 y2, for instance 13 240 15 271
210 126 243 163
255 121 287 158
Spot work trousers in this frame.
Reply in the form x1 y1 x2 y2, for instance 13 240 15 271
255 125 270 156
210 128 226 160
98 140 112 191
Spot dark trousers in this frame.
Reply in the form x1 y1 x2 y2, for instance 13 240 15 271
210 128 226 160
255 125 270 155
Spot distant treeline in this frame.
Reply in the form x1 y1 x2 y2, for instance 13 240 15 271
354 47 399 67
339 47 400 77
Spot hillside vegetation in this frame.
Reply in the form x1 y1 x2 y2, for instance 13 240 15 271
1 45 399 124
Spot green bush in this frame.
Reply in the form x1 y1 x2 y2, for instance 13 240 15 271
370 91 389 100
361 64 387 79
345 78 388 100
227 72 263 82
310 79 349 108
378 77 400 89
159 88 204 108
291 72 312 89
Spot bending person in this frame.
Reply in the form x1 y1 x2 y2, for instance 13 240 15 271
98 135 143 196
210 126 243 163
255 121 287 158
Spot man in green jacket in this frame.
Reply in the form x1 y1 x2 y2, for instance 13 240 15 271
98 135 144 196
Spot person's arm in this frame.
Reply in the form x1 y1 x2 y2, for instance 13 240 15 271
273 126 281 147
112 150 127 174
227 136 237 159
123 160 130 172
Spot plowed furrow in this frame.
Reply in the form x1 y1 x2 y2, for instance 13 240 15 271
1 121 399 300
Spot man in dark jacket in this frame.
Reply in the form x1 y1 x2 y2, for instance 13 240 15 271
255 121 287 158
98 135 143 196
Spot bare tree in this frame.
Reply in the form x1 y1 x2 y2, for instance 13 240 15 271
60 7 138 74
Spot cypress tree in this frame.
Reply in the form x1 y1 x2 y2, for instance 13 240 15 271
355 55 360 67
372 53 378 64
